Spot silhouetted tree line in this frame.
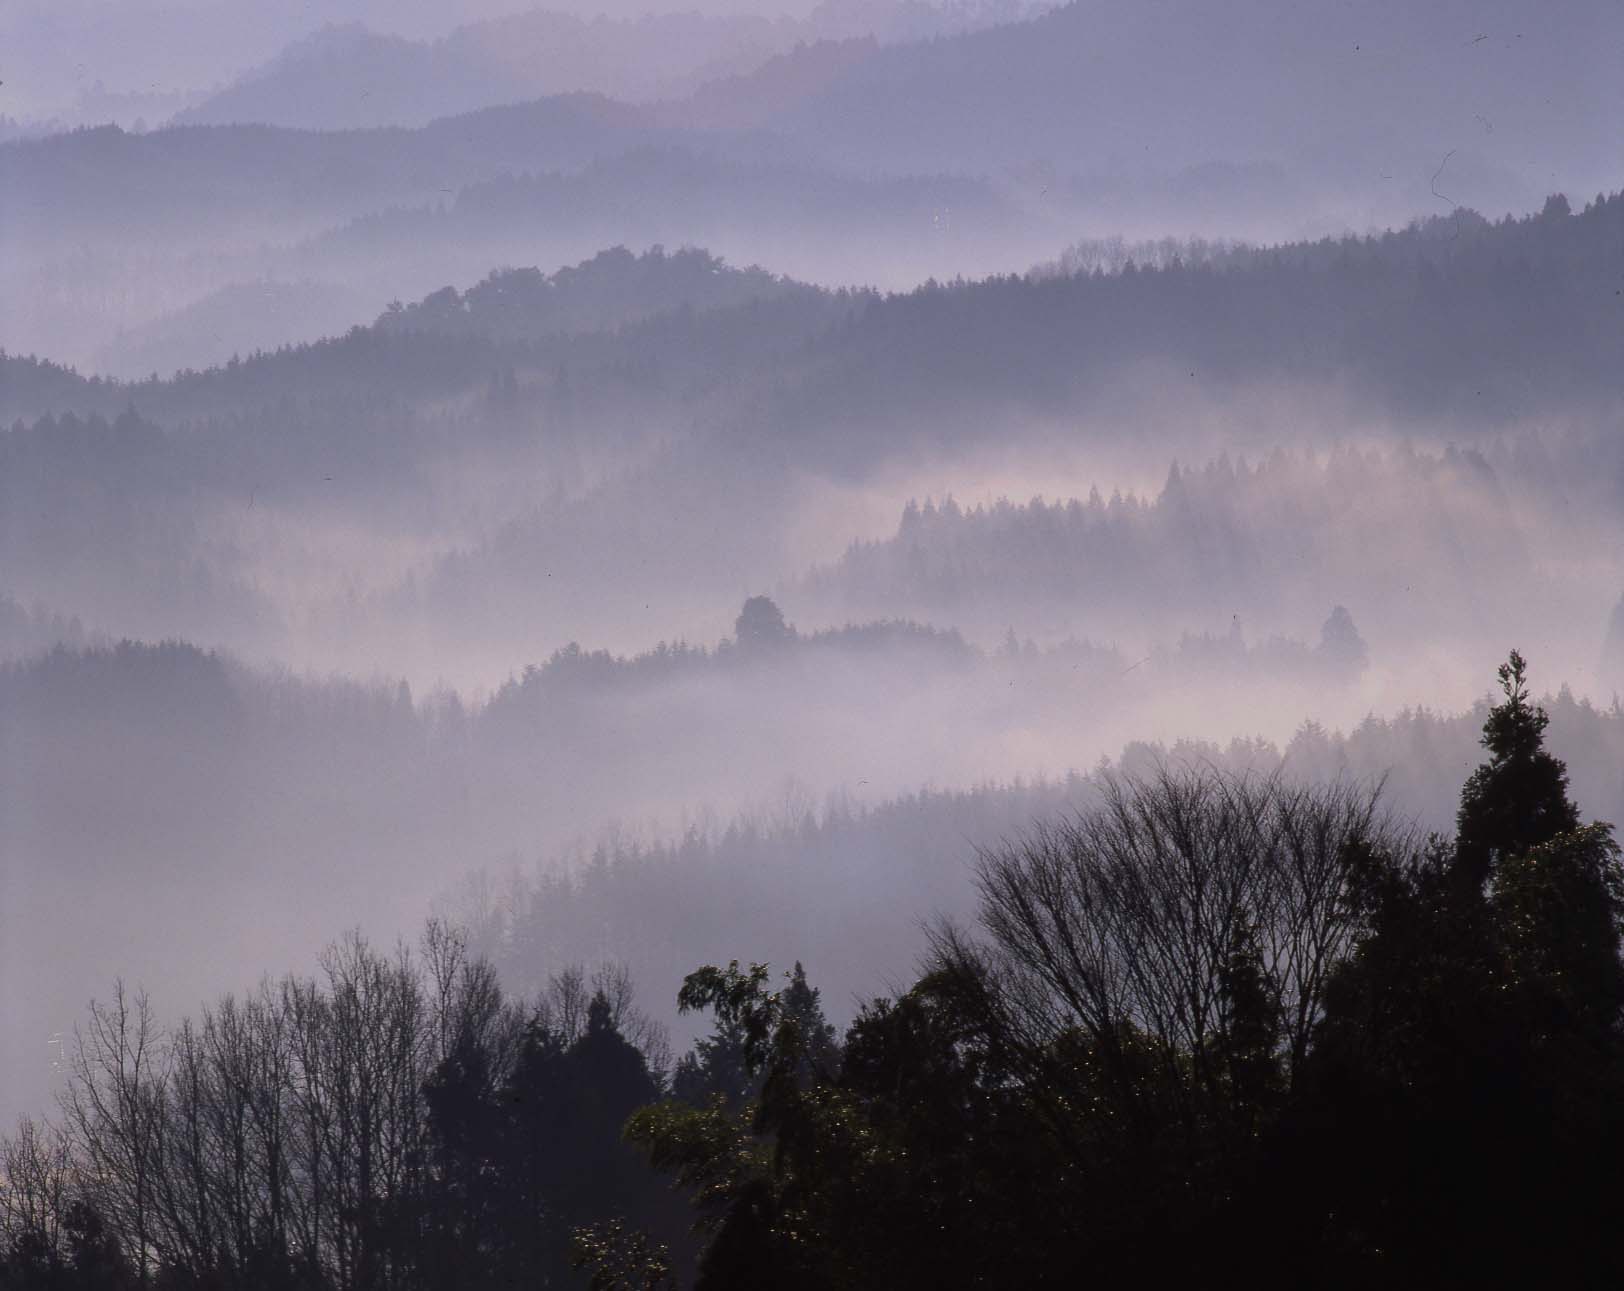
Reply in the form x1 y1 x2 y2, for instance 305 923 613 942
1033 195 1601 284
801 446 1531 639
603 652 1624 1286
453 671 1624 1060
785 192 1624 441
0 256 857 428
0 594 102 665
0 928 686 1290
375 247 822 346
6 202 1620 667
6 653 1624 1286
0 97 675 245
484 599 971 718
8 192 1618 450
8 408 1618 695
986 604 1367 689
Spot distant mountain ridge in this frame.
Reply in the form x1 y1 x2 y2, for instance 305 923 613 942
172 14 780 130
0 95 680 245
700 0 1621 217
6 191 1619 431
174 2 1058 131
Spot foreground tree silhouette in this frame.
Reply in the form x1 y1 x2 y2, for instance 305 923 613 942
917 768 1402 1281
11 655 1624 1288
626 772 1408 1287
615 963 858 1291
624 670 1624 1285
1297 651 1624 1284
1454 648 1580 887
0 931 682 1291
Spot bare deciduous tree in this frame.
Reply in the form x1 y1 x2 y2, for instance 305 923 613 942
929 765 1414 1130
4 927 672 1290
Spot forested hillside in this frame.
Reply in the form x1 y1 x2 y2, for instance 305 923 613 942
5 4 1622 1282
7 657 1624 1285
12 193 1619 431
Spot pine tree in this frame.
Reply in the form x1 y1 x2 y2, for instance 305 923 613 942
733 597 792 652
1454 650 1579 888
780 963 840 1088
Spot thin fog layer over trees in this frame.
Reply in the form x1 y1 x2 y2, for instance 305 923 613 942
4 2 1624 1283
10 671 1624 1283
4 202 1622 689
798 444 1588 675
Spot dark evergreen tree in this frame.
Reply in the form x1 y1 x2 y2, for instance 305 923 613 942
1293 652 1624 1283
731 597 792 652
60 1202 137 1291
777 964 840 1089
558 995 666 1232
486 990 679 1287
418 1035 507 1290
1316 605 1368 674
1455 649 1580 887
670 1013 757 1110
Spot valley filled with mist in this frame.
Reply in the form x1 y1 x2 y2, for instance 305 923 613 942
3 2 1623 1286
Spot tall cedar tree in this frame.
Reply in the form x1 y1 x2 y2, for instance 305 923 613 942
1454 649 1580 887
1295 652 1624 1285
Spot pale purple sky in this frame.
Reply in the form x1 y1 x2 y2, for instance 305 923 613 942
0 0 825 118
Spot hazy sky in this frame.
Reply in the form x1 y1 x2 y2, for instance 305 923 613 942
0 0 822 117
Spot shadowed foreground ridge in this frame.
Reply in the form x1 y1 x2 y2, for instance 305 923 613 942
5 654 1622 1288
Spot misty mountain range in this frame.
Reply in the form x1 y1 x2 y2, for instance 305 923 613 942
172 2 1057 130
4 4 1624 1252
6 0 1619 376
5 199 1622 689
